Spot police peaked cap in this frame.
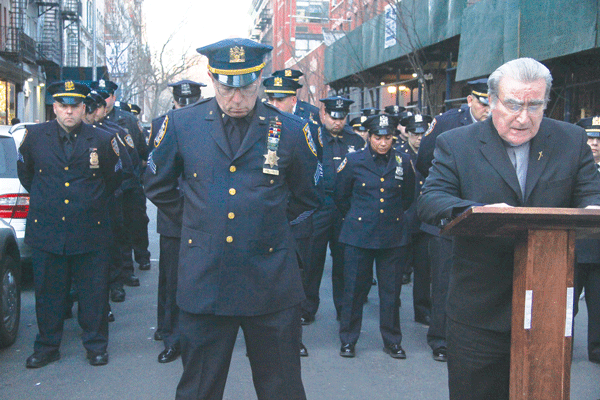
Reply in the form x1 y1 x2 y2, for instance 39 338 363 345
272 69 304 82
384 105 406 116
168 80 206 98
90 79 118 94
349 116 368 132
85 91 107 108
398 110 414 126
361 108 380 117
576 116 600 138
129 104 141 115
48 81 90 105
401 114 433 134
115 101 131 112
467 78 489 105
198 38 272 88
320 96 354 119
363 114 398 136
263 76 302 98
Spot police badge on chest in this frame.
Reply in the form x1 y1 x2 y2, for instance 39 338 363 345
263 117 282 175
90 148 100 169
394 155 403 180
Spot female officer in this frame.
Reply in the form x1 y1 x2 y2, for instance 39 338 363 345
335 113 415 359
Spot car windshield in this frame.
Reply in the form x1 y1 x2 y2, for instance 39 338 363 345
0 137 18 178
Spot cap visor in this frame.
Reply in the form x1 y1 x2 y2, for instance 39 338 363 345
328 111 347 119
55 97 82 105
215 71 260 88
266 92 292 99
370 129 392 136
477 96 489 105
176 96 200 106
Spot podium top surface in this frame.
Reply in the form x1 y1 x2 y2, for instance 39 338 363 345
441 206 600 238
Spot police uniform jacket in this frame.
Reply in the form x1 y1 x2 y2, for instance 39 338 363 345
105 106 148 163
148 114 182 239
335 147 415 249
17 120 122 255
295 99 321 126
95 120 137 191
396 142 423 237
144 98 321 316
320 125 365 195
416 104 472 178
417 117 600 332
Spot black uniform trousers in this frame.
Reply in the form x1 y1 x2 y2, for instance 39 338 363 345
302 195 345 318
427 235 452 351
157 235 180 348
32 249 109 355
108 192 126 289
411 232 432 321
447 318 510 400
176 305 306 400
121 186 151 271
575 262 600 360
339 245 403 346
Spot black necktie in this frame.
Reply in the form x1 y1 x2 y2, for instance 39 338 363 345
226 118 248 154
63 134 74 159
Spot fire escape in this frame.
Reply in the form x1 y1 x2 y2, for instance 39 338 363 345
36 1 61 67
0 0 36 64
61 0 81 67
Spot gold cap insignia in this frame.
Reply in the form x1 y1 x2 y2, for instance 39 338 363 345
593 116 600 126
380 115 389 127
415 114 423 123
274 77 283 87
285 70 292 77
65 81 75 91
336 99 344 108
230 46 245 63
99 79 106 88
360 116 367 123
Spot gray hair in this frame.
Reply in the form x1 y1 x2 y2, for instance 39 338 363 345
488 58 552 109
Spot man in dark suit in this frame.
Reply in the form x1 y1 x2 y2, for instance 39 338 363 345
415 78 490 362
18 81 122 368
149 79 205 364
574 116 600 365
418 58 600 399
144 38 320 400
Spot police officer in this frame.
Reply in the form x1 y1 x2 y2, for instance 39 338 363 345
349 116 368 144
396 114 433 326
272 68 321 125
385 105 412 147
415 77 490 362
18 81 122 367
90 79 151 281
574 116 600 365
301 96 364 324
335 113 415 358
149 79 205 364
144 38 320 399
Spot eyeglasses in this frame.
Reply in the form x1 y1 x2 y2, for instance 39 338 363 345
214 80 259 99
497 96 545 115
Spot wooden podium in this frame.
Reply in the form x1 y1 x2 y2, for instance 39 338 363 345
441 206 600 400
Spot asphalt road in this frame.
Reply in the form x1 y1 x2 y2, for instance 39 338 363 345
1 202 599 399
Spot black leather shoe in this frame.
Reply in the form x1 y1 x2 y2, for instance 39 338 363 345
384 344 407 359
87 351 109 366
154 330 164 341
433 346 447 362
139 262 151 271
299 343 308 357
108 311 115 322
110 287 126 302
158 345 180 363
123 274 140 287
402 273 411 285
415 315 431 326
300 315 314 325
340 343 355 358
26 350 60 368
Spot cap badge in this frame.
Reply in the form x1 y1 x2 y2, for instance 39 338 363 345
99 79 106 88
65 81 75 91
593 116 600 126
230 46 245 63
393 106 399 113
360 116 367 123
380 115 389 127
415 114 423 123
285 70 292 77
336 99 344 108
181 83 192 95
274 77 283 87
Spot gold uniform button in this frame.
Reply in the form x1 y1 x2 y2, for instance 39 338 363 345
65 182 70 187
39 169 42 173
269 248 274 253
98 221 101 225
226 236 233 243
188 239 192 244
380 209 384 214
380 178 385 182
193 173 197 178
229 188 236 196
228 212 235 219
270 180 274 184
358 217 362 221
380 198 385 203
419 181 423 185
362 183 366 187
396 217 400 221
64 166 69 170
62 217 65 221
380 188 385 192
230 166 236 173
34 219 38 223
64 199 69 204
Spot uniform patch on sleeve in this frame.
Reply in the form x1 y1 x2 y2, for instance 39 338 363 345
424 118 436 136
154 116 168 148
111 137 120 156
304 124 317 157
337 157 347 173
125 134 135 148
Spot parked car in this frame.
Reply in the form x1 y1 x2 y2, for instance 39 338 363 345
0 124 32 264
0 217 20 348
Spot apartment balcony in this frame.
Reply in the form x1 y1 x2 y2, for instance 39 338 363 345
0 26 37 64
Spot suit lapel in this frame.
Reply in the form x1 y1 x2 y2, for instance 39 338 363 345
206 99 234 159
478 119 523 201
524 119 552 201
363 147 381 175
